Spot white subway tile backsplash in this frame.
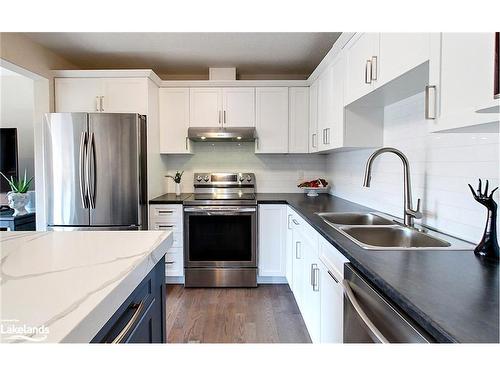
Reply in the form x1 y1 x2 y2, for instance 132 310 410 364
326 92 499 243
162 142 328 194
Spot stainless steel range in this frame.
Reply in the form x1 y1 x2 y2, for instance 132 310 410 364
183 172 257 287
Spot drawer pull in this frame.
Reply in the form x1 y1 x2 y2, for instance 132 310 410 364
327 270 339 284
111 300 146 343
157 225 174 229
165 261 175 265
292 219 300 226
158 210 174 215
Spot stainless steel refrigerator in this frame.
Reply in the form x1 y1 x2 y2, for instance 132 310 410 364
43 113 148 231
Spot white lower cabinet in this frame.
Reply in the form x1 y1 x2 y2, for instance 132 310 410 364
318 236 347 343
258 205 287 278
149 204 184 280
285 207 347 343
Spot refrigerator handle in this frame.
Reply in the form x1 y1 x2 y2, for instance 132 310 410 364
86 132 96 209
79 132 89 208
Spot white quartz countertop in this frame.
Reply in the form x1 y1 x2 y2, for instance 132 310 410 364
0 230 173 343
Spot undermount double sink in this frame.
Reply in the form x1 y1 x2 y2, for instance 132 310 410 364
316 212 472 250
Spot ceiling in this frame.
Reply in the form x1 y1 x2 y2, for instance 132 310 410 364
23 32 341 79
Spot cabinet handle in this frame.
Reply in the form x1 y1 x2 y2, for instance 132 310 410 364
312 133 317 148
322 129 326 145
157 225 174 229
158 210 173 214
255 138 259 150
425 85 437 120
365 60 372 84
325 128 331 145
287 214 293 229
327 269 339 283
185 136 188 150
371 56 378 81
100 96 104 112
313 265 320 292
310 264 315 286
165 261 175 265
218 110 222 125
295 241 301 259
95 96 100 112
223 110 226 124
111 300 146 343
292 218 299 226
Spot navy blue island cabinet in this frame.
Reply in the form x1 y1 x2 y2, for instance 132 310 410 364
92 256 166 343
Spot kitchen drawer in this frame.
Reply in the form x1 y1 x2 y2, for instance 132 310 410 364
150 205 183 223
319 236 348 279
150 222 183 235
165 250 184 277
166 244 183 255
92 256 165 343
289 208 318 244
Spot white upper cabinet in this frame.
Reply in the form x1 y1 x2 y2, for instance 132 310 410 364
317 53 345 152
255 87 289 153
377 33 431 87
159 88 192 154
258 205 287 278
222 88 255 127
55 78 102 112
55 78 148 114
189 87 255 128
189 88 223 127
428 33 498 132
288 87 309 153
101 78 148 114
308 81 319 153
344 33 379 105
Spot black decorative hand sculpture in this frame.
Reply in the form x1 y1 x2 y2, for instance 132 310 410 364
468 179 499 260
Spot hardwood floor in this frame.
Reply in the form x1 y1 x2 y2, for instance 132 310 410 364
166 284 311 343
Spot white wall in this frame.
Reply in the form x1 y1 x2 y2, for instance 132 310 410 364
163 142 327 193
0 70 35 191
326 92 499 243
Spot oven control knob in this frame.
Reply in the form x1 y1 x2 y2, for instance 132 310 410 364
196 175 202 182
203 175 209 182
246 175 252 182
239 175 245 182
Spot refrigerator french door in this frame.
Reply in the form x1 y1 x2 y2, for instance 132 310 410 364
44 113 147 230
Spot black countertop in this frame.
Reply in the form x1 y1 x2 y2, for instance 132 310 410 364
256 193 499 343
149 193 192 204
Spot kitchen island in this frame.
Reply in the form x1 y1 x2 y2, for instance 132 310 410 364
0 230 173 343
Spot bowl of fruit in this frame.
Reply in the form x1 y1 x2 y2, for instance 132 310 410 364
297 178 329 197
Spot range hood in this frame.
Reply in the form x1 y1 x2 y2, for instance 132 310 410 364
188 127 256 142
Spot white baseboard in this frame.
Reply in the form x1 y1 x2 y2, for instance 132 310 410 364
257 276 287 284
166 276 185 284
166 275 287 285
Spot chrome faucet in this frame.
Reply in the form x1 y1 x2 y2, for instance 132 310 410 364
363 147 422 227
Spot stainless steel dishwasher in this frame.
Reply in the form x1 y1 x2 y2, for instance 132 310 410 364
343 264 434 343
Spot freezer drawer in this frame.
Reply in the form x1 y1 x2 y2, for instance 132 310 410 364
343 264 433 343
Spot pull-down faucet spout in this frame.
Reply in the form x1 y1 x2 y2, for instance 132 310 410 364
363 147 422 227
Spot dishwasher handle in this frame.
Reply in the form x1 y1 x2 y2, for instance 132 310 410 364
342 279 389 344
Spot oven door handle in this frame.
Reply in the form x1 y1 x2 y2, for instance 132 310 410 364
184 207 256 213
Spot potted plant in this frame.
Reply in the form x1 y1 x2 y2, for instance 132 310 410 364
165 171 184 197
0 170 33 216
